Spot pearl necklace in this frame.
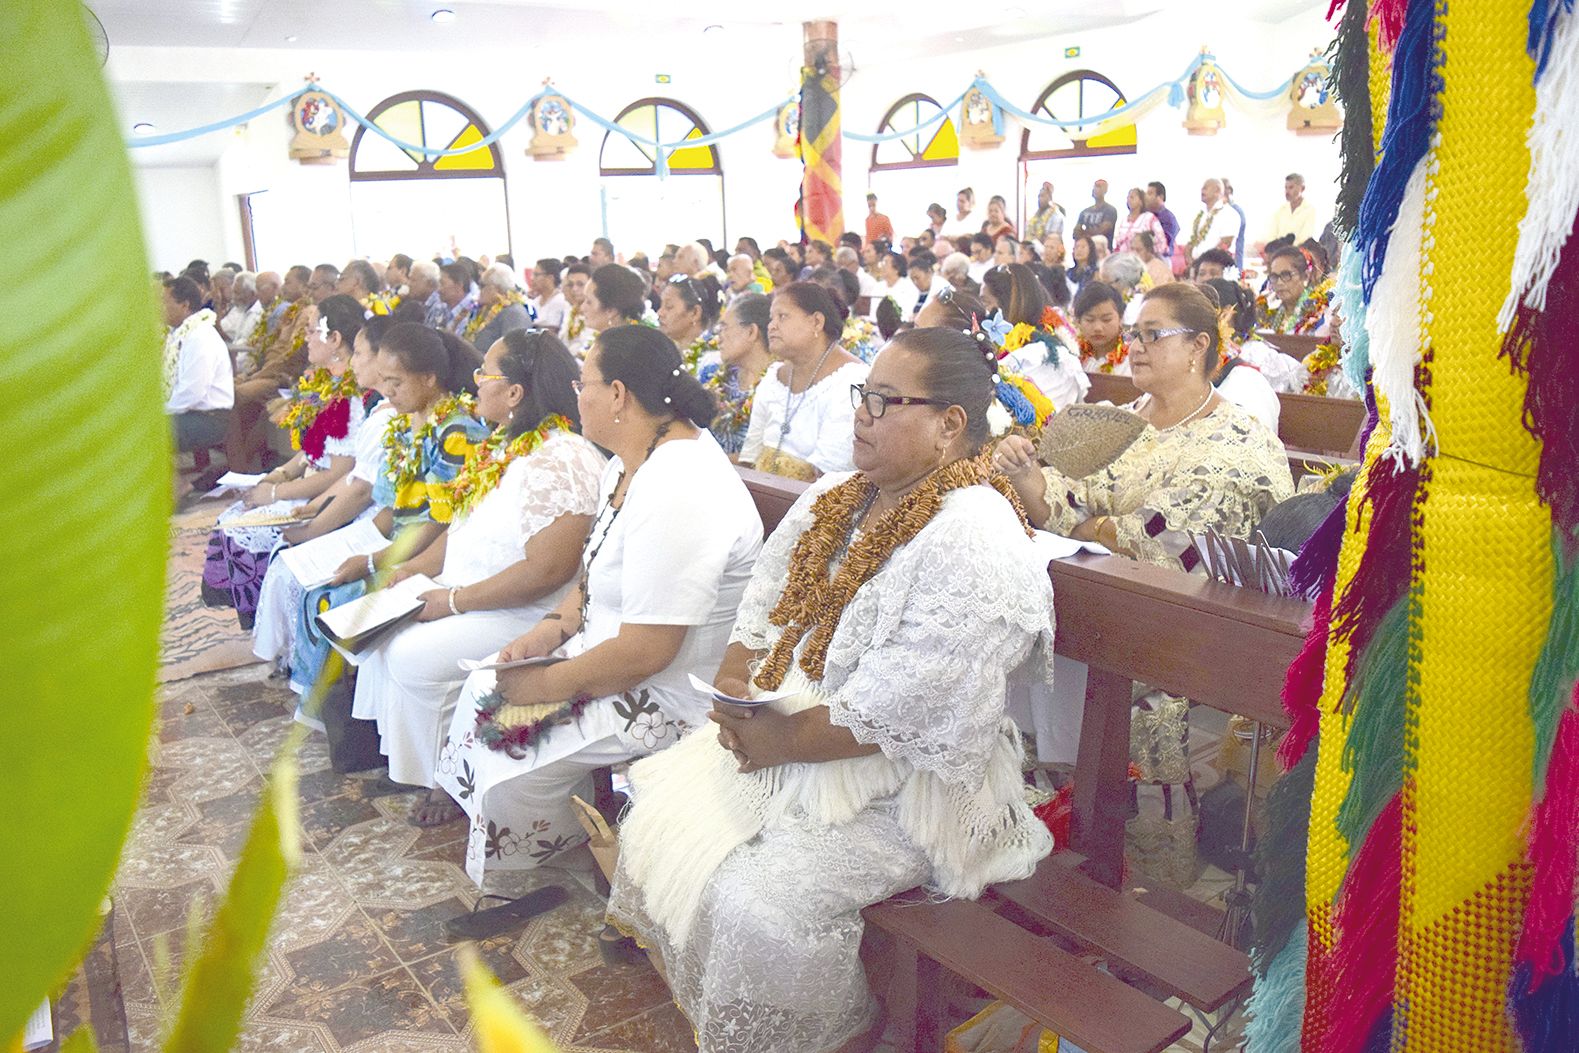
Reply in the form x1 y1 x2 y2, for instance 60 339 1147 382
1148 387 1215 432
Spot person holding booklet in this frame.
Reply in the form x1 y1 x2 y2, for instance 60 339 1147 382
201 295 369 627
285 325 489 698
606 328 1056 1052
350 330 607 825
431 324 763 885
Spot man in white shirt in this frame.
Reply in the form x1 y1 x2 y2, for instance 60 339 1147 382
834 246 881 316
220 271 261 346
966 233 995 284
163 276 234 452
907 250 949 318
529 258 569 330
1255 172 1318 259
872 251 921 321
1188 178 1242 261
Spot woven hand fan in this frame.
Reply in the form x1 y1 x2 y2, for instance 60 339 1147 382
1036 403 1148 479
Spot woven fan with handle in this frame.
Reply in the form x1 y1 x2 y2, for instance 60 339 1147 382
1036 403 1149 479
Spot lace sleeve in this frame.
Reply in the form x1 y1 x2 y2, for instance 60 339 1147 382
1035 465 1093 534
729 472 850 651
512 436 606 541
822 494 1055 787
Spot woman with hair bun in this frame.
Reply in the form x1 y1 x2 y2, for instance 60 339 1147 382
608 326 1055 1052
741 281 868 481
432 324 763 884
352 330 607 823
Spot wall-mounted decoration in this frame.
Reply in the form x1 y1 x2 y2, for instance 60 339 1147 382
1287 52 1342 135
288 86 349 164
529 90 577 161
1183 50 1227 135
773 100 800 158
960 84 1004 149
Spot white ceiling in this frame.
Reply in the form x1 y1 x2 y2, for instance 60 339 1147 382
97 0 1324 165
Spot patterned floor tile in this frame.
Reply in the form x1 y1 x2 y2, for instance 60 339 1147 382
260 965 455 1045
567 958 679 1042
576 1000 697 1052
279 911 405 994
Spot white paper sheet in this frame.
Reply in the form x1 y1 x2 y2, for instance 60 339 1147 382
23 998 51 1050
686 673 798 707
457 655 566 673
277 517 388 589
206 471 265 496
317 573 437 661
1029 529 1111 564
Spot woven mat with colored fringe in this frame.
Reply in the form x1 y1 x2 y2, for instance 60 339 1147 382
160 498 262 682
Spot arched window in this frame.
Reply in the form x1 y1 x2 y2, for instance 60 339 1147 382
870 93 959 172
599 98 721 176
346 90 509 261
349 90 504 180
1019 71 1138 161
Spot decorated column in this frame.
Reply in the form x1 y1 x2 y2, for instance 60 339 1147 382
797 21 843 245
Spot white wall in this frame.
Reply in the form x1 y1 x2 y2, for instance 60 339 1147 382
130 166 229 272
118 5 1337 272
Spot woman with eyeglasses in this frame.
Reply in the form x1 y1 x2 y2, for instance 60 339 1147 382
202 295 369 627
741 282 869 482
607 327 1054 1053
658 272 724 376
1256 245 1333 336
995 283 1292 570
431 324 762 885
352 330 606 825
700 292 773 457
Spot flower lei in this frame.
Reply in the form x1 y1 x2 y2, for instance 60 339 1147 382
162 308 218 397
1078 334 1131 373
382 392 479 493
975 309 1058 431
681 333 720 376
364 291 401 317
446 414 575 519
564 307 587 343
704 363 755 437
752 451 1031 691
1301 341 1343 396
840 316 880 362
473 687 595 759
249 296 281 348
463 292 525 342
1258 277 1333 335
279 367 360 457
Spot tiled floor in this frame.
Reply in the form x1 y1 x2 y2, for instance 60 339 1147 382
113 665 696 1052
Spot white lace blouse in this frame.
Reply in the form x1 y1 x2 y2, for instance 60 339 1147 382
440 432 607 588
729 472 1056 895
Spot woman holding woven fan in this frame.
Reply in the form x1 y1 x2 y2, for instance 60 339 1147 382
432 324 763 886
995 282 1292 571
351 330 607 825
607 327 1055 1053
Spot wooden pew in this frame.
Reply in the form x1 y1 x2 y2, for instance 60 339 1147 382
1257 331 1324 363
1081 371 1363 471
735 466 1272 1052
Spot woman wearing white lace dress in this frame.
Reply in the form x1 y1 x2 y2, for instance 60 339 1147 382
433 325 763 884
996 283 1293 572
740 282 868 482
352 331 606 823
608 327 1056 1053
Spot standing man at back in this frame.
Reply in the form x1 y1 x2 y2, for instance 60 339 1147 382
864 192 895 246
1187 178 1241 266
1074 180 1117 245
1145 181 1179 256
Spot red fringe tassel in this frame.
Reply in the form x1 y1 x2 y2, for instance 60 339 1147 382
1279 586 1333 771
1368 0 1410 53
1516 693 1579 987
1319 791 1403 1052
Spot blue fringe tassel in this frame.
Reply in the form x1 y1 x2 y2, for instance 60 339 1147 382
1244 925 1307 1053
1513 918 1579 1052
994 377 1036 426
1355 0 1441 301
1528 0 1575 81
1360 1006 1395 1053
1336 245 1371 390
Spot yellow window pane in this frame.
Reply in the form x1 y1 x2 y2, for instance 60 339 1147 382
667 126 714 171
921 119 959 161
1085 121 1137 150
434 123 496 171
375 100 426 164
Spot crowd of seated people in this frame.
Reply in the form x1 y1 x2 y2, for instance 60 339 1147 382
166 169 1350 1048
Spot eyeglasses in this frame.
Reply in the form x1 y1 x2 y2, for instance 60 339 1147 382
850 384 949 419
1268 269 1303 283
1122 326 1197 347
473 367 508 385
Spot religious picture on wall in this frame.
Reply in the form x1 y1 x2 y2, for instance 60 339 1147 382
529 91 577 160
288 88 350 164
960 85 1004 148
1287 52 1342 134
773 100 800 158
1184 51 1227 135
